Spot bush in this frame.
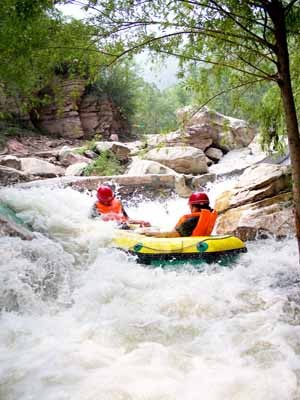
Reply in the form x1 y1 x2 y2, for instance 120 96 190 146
83 150 123 176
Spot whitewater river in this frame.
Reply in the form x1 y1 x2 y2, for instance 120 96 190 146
0 181 300 400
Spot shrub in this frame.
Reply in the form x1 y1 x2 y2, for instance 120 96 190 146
83 150 123 176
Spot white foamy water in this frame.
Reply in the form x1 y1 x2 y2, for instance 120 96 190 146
0 183 300 400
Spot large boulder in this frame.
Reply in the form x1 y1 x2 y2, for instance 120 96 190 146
20 158 65 177
216 164 291 212
209 147 268 177
216 193 294 241
65 162 88 176
58 146 92 167
126 158 177 175
145 146 208 174
147 126 214 151
177 106 256 150
0 165 31 186
192 173 217 189
95 141 130 162
205 147 224 163
215 163 293 240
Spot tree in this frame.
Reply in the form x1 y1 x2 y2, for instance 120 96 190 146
132 81 191 136
84 0 300 260
0 0 103 112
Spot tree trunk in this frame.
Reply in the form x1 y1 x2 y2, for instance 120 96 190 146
269 1 300 261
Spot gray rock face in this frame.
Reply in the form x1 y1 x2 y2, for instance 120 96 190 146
29 79 130 140
79 96 130 140
145 146 208 174
215 163 293 240
32 79 86 139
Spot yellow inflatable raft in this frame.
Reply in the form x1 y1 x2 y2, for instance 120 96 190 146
113 230 247 267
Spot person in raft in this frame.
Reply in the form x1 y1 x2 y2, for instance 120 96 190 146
90 185 151 227
144 192 217 238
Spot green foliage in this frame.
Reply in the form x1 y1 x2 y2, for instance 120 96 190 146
257 85 287 154
83 150 123 176
184 65 268 120
0 0 104 112
132 81 191 136
86 62 140 119
86 0 300 153
75 134 102 155
85 61 191 137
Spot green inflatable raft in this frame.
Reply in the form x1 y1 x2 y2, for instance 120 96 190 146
113 230 247 267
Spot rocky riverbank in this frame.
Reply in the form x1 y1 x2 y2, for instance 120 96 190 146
0 106 293 241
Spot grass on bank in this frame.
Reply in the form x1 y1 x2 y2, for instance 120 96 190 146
83 150 123 176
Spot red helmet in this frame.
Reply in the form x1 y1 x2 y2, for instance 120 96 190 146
97 185 114 203
188 192 209 205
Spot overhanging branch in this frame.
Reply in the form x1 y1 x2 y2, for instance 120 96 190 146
154 49 277 81
189 77 266 121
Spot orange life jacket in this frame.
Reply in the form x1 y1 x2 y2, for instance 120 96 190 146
175 209 218 236
95 198 128 223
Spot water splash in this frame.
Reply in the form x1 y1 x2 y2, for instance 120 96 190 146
0 184 300 400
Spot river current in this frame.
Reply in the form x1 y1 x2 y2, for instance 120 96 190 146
0 180 300 400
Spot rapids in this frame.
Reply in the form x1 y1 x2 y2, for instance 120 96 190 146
0 181 300 400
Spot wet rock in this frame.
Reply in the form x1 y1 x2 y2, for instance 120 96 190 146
215 163 293 240
216 164 291 213
192 173 217 189
209 147 268 177
0 165 31 185
206 156 213 167
216 192 294 240
174 175 192 197
0 214 34 240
